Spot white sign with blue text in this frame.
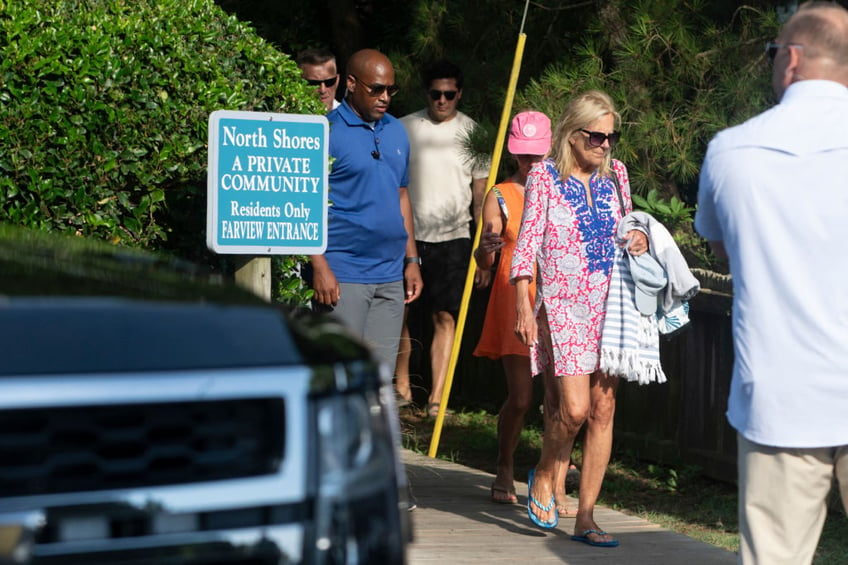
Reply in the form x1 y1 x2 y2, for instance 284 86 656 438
207 110 328 254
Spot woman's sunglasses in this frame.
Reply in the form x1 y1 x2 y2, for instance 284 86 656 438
305 76 338 88
428 89 458 101
579 129 621 148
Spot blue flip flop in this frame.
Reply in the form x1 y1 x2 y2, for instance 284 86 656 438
571 529 620 547
527 468 558 529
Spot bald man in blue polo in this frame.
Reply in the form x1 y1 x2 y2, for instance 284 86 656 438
308 49 423 370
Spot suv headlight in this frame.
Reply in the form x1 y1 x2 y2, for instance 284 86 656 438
307 363 408 564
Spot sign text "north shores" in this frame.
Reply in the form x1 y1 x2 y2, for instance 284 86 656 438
222 126 321 150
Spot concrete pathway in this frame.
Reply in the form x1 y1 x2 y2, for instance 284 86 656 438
403 449 738 564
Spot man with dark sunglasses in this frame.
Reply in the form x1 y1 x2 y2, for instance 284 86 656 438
307 48 422 377
296 47 340 112
394 60 489 417
695 3 848 564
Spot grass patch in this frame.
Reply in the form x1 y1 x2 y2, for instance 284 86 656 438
400 408 848 563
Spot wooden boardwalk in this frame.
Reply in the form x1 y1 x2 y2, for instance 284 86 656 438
403 449 737 564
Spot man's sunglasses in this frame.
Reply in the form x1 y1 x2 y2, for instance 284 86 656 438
765 42 803 64
579 129 621 148
305 76 338 88
351 74 400 97
428 89 458 101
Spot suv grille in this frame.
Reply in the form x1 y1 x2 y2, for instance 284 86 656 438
0 398 284 497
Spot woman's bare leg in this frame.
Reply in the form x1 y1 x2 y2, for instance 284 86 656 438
572 370 620 543
493 354 533 501
528 367 589 524
553 452 571 516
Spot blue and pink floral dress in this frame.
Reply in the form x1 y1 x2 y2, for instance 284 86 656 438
510 158 632 377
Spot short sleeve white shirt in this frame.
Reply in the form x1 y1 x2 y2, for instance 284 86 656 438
695 80 848 447
401 109 489 242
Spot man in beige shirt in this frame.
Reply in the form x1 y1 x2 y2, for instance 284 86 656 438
395 60 489 417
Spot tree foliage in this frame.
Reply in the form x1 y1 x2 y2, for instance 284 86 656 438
223 0 783 271
512 1 780 269
0 0 322 273
0 0 796 293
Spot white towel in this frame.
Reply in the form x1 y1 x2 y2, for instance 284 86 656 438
617 212 700 313
600 249 667 384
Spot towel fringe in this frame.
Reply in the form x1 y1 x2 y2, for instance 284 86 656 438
600 346 667 385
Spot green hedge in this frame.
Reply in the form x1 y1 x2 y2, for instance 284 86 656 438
0 0 323 274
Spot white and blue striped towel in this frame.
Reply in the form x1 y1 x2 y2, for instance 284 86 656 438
600 249 666 384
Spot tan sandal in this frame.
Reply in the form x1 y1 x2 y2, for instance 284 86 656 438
491 483 518 504
426 402 454 418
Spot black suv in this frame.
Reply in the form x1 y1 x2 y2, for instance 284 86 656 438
0 226 410 564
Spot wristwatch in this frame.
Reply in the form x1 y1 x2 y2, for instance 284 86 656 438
404 256 422 265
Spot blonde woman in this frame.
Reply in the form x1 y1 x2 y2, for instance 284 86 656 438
511 91 647 546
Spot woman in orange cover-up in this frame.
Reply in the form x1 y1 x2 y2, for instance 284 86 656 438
473 111 571 514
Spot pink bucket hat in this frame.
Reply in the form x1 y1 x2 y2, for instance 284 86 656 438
507 111 551 156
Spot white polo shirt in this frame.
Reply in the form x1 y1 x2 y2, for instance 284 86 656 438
695 80 848 448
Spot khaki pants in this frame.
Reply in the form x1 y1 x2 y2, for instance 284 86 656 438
737 434 848 565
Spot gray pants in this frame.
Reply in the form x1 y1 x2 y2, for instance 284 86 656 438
330 281 405 370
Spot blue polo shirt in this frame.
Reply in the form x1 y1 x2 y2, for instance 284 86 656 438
324 100 410 284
